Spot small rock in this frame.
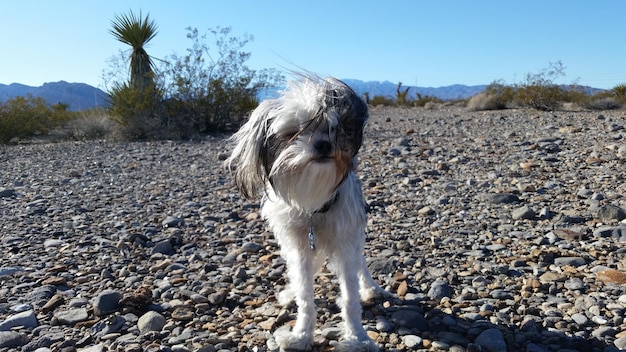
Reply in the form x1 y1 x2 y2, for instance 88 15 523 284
554 257 586 267
597 204 626 221
137 311 166 334
54 308 89 325
428 279 452 300
0 189 17 198
0 310 38 331
488 193 520 204
390 310 428 331
512 205 536 220
402 335 422 348
321 327 342 340
93 290 122 316
474 328 506 352
0 331 29 348
162 216 184 228
152 240 175 255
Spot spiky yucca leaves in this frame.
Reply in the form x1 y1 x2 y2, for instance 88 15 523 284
110 10 158 89
613 84 626 104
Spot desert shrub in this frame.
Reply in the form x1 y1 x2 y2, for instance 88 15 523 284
613 83 626 105
104 21 283 140
107 82 172 140
58 109 115 140
0 95 73 143
467 92 498 111
514 61 567 111
414 93 443 107
158 27 283 133
585 97 621 110
369 95 394 106
423 101 441 110
396 82 411 106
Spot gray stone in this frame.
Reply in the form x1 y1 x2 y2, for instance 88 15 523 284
162 216 184 228
474 328 506 352
0 310 38 331
93 290 122 316
402 335 422 348
512 205 536 220
367 258 397 276
241 242 263 253
54 308 89 325
490 289 513 300
0 266 23 277
0 331 29 348
571 313 588 325
554 257 586 267
390 310 428 331
564 278 585 291
428 279 452 300
321 327 342 340
597 204 626 221
0 189 16 198
614 336 626 350
152 240 175 255
488 193 520 204
137 311 166 334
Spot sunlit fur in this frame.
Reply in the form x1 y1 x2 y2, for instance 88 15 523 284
226 75 384 351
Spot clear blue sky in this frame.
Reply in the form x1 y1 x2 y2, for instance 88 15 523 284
2 0 625 89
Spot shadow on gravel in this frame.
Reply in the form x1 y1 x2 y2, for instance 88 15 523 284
359 294 617 352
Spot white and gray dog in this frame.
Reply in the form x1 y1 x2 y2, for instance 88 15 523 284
226 75 384 351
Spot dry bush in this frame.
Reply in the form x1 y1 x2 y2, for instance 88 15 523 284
59 110 116 140
584 97 621 110
466 92 498 111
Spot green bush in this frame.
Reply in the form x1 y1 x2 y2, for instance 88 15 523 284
514 61 567 111
369 95 395 106
0 95 73 143
612 83 626 105
414 93 442 107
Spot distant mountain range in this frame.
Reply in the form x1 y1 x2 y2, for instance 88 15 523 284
0 79 605 111
0 81 109 111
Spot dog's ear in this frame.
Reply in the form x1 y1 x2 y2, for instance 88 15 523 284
326 80 368 156
226 100 277 199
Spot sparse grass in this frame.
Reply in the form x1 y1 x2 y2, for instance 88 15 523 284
53 109 116 140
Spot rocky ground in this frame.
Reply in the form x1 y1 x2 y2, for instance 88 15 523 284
1 105 626 352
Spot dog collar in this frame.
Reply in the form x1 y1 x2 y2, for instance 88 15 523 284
314 192 340 214
307 192 340 251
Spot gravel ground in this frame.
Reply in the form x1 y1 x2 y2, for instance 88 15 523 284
2 105 626 352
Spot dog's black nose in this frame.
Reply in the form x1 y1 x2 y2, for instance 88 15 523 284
314 140 332 156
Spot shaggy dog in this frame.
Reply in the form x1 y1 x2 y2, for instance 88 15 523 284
226 75 383 351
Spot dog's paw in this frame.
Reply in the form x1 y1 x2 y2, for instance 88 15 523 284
334 338 380 352
359 285 390 302
274 326 313 351
277 286 296 306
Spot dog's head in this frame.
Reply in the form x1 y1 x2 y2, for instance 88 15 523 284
226 75 368 212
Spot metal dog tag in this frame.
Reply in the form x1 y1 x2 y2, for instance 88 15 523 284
308 226 316 251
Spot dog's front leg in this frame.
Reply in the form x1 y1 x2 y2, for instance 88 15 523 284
333 252 380 352
275 244 316 351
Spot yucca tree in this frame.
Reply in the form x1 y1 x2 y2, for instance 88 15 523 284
110 10 158 89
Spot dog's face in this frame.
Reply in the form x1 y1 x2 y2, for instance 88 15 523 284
227 76 368 212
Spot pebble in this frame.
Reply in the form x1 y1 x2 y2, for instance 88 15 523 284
474 328 506 352
137 311 166 334
0 310 38 331
2 107 626 351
